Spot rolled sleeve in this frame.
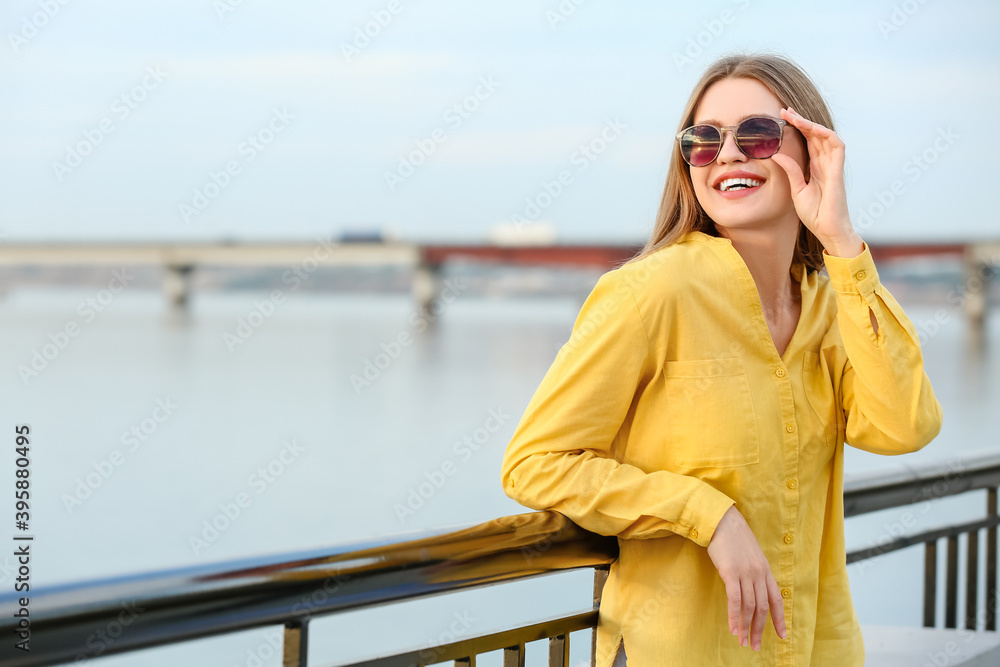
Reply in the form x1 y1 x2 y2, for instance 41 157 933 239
823 243 944 454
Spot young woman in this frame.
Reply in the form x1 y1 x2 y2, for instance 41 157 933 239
500 52 943 667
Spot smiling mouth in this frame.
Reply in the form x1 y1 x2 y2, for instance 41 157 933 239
716 177 765 192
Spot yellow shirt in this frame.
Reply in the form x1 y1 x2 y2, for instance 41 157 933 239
500 229 943 667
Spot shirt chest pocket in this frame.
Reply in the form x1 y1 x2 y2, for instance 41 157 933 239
801 350 840 446
661 357 760 469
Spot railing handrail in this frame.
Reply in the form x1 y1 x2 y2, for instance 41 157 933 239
843 447 1000 516
0 511 616 667
4 451 998 666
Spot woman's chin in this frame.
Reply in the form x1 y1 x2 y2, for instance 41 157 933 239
707 208 798 234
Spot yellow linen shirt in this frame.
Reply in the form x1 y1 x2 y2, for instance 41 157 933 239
500 229 943 667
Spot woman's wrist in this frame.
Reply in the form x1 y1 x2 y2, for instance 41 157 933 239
818 228 865 259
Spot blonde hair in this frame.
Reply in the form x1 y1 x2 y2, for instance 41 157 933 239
622 51 835 273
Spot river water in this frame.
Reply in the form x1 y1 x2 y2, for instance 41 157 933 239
1 263 997 667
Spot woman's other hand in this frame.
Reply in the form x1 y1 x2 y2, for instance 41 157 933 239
706 505 788 651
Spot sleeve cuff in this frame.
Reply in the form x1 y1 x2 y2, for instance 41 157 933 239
683 483 736 548
824 241 880 295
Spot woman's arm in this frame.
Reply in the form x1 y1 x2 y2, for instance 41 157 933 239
500 270 736 548
769 107 943 455
823 243 944 454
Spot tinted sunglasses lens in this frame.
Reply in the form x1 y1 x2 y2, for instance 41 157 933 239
737 117 782 158
680 125 721 167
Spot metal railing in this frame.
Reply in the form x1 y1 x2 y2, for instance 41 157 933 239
3 450 999 667
844 448 1000 631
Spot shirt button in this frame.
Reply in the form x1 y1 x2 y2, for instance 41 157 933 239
785 423 795 433
781 588 791 599
689 529 698 539
787 479 798 489
784 533 794 544
775 368 786 378
855 270 866 281
508 478 515 487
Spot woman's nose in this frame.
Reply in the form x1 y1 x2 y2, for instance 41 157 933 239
716 128 746 163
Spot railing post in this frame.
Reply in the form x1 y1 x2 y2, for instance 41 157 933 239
946 535 959 629
924 540 937 628
548 633 568 667
592 565 609 667
283 620 309 667
967 530 980 630
503 643 526 667
988 487 997 631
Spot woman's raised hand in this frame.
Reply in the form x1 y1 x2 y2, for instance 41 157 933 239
706 505 787 651
769 107 863 258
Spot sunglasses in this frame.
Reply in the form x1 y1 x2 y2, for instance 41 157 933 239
675 116 789 167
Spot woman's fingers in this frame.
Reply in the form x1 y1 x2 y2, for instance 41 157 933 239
766 570 788 640
723 573 742 639
739 577 755 648
781 107 845 157
750 578 769 650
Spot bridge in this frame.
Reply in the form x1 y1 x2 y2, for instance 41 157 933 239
0 239 994 330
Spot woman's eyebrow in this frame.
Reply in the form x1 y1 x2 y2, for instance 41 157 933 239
695 112 778 126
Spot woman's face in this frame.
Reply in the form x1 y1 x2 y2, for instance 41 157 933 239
688 77 807 235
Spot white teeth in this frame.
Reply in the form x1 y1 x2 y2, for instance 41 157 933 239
718 177 763 192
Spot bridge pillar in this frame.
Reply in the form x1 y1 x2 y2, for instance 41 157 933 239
163 264 194 309
964 245 995 337
412 258 441 317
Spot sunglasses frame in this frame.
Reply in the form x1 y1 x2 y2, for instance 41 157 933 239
674 116 789 167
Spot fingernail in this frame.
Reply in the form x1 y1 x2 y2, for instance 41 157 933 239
732 628 737 636
754 643 760 651
742 638 748 647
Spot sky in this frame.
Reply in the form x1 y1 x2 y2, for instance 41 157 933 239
2 0 998 244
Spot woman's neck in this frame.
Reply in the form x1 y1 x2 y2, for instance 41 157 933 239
716 224 800 314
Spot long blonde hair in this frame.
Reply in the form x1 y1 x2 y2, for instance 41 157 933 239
622 52 835 273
